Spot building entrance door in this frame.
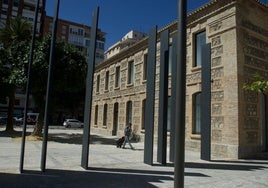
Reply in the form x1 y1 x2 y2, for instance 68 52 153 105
112 103 119 136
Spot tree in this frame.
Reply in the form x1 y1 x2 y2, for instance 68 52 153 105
243 73 268 93
0 17 32 132
30 34 87 136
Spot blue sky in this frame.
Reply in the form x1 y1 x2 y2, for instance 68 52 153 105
45 0 268 50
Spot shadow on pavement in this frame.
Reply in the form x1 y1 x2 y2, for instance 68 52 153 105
185 162 267 171
0 130 30 138
153 161 267 171
0 168 174 188
0 166 211 188
211 159 268 165
48 133 118 146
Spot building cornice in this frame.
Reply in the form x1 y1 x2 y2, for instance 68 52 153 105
95 0 268 72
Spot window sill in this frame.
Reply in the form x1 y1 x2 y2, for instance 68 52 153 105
104 89 109 93
191 66 202 72
114 86 120 90
191 134 201 140
127 83 134 87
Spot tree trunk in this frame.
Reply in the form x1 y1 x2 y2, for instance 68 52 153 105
31 109 44 136
5 91 15 133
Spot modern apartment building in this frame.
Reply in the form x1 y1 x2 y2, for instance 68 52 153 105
42 16 106 65
0 0 46 32
91 0 268 159
0 0 46 116
0 1 106 117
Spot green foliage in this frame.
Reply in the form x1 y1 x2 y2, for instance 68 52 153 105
243 73 268 93
0 17 32 89
0 16 87 129
0 17 32 45
31 34 87 114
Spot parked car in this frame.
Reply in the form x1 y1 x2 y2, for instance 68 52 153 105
0 117 21 126
0 117 7 125
63 119 84 128
13 117 23 126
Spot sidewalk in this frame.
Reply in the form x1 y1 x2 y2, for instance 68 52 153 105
0 127 268 188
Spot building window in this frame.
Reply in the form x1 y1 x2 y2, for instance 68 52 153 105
13 0 18 7
194 31 206 67
142 99 146 130
128 61 134 84
168 45 173 75
103 104 108 126
105 71 109 91
126 101 132 124
62 25 67 35
193 92 201 134
96 75 100 93
167 96 171 131
143 54 147 80
14 99 20 106
94 105 98 125
115 66 120 88
85 39 90 47
49 22 53 32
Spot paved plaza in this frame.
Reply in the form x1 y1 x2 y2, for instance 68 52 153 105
0 126 268 188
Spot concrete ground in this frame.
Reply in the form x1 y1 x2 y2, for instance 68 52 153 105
0 126 268 188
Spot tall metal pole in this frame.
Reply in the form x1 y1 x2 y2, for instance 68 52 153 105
81 7 99 169
144 26 157 165
174 0 187 187
41 0 60 172
20 0 40 173
201 43 211 161
157 29 169 165
170 35 178 162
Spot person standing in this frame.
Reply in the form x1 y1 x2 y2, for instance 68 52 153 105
122 123 134 149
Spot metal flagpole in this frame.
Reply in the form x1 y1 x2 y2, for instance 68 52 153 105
40 0 60 172
20 0 40 173
144 25 157 165
174 0 187 187
81 7 99 169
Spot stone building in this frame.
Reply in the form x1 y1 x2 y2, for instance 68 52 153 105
91 0 268 159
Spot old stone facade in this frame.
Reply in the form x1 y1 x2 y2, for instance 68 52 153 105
91 0 268 159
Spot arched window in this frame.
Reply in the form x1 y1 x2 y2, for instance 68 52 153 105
126 101 132 124
142 99 146 130
167 96 171 131
193 92 201 134
94 105 98 125
103 104 108 126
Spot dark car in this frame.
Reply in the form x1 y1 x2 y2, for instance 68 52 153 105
0 117 7 125
0 117 24 126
